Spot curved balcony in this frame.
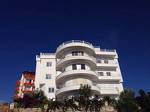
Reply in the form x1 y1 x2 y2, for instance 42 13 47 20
56 40 95 58
56 85 100 98
57 55 96 70
56 70 98 83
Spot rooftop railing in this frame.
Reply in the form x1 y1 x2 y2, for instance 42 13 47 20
56 40 94 52
100 49 116 52
36 53 55 58
40 53 55 55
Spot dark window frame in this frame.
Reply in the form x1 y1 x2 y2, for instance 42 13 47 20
81 64 85 70
72 64 77 70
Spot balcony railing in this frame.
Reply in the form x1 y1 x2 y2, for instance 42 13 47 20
56 40 94 52
57 55 96 65
99 87 119 94
24 82 34 86
36 53 55 58
40 53 55 55
56 84 100 95
22 90 33 93
56 69 98 82
100 49 116 52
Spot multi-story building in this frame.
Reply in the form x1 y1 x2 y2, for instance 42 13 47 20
14 71 35 98
35 40 123 100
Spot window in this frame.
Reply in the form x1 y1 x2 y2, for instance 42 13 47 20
46 74 51 79
25 86 31 90
72 51 84 56
104 60 108 64
72 64 77 70
46 62 52 67
72 51 78 56
39 83 45 88
97 59 101 63
26 79 32 83
106 72 111 76
48 88 54 93
78 51 84 56
81 64 85 70
98 72 104 76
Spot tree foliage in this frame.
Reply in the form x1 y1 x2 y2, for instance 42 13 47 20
13 85 150 112
114 89 139 112
136 89 150 112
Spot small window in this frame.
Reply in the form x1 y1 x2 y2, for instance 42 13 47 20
98 72 104 76
106 72 111 76
72 51 84 56
46 62 52 67
81 64 85 70
39 83 45 88
104 60 108 64
26 79 32 83
48 88 54 93
97 59 101 63
72 51 78 56
78 51 84 56
25 86 31 90
72 64 77 70
46 74 51 79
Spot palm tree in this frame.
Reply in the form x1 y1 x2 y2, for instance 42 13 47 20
62 97 79 112
114 89 139 112
90 95 104 112
46 98 62 112
77 84 92 112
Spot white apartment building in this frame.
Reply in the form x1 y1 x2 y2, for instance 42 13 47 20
35 40 123 100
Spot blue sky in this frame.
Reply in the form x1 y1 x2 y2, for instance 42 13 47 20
0 0 150 102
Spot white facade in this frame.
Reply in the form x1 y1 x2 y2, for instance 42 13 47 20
35 40 123 99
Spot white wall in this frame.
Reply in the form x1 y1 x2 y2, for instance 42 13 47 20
35 54 56 99
35 42 124 99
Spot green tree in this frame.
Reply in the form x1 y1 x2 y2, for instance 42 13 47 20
13 98 24 112
103 96 115 112
14 90 48 111
114 89 139 112
62 97 79 112
136 89 150 112
33 90 48 111
77 84 92 112
46 98 62 112
90 95 104 112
